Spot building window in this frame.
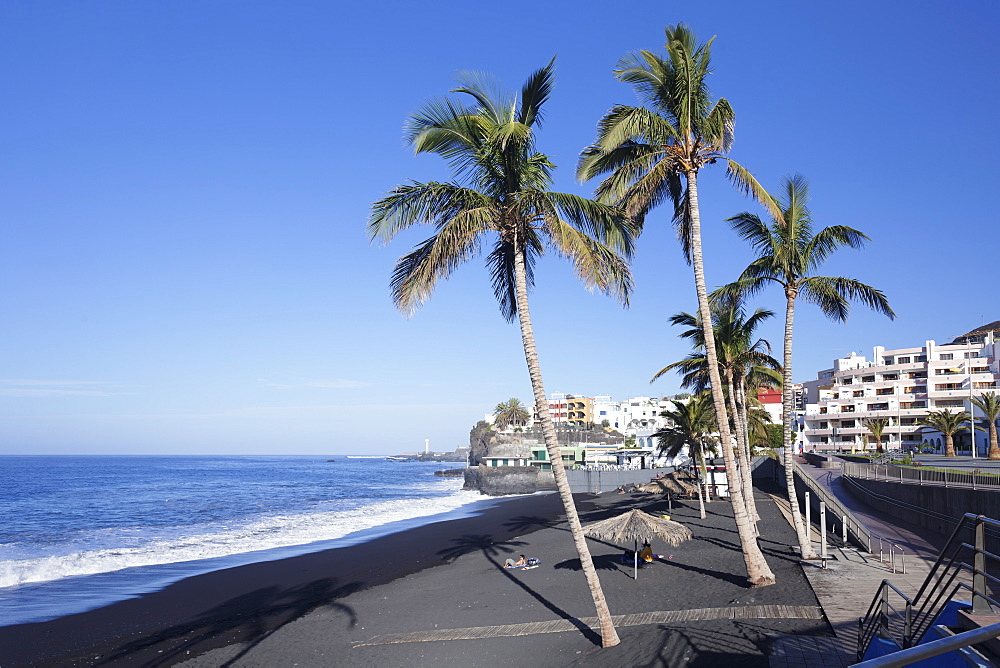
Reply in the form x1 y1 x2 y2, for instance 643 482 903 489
904 386 921 394
883 374 898 381
867 403 889 411
843 405 855 413
901 401 926 409
853 390 864 397
883 357 894 365
971 367 989 374
965 352 978 359
916 355 927 362
819 407 828 414
842 420 856 428
974 382 999 390
936 399 964 407
935 384 961 391
940 354 954 361
877 388 893 395
819 421 828 429
898 356 911 364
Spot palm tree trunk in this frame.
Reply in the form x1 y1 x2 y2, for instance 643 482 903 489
699 447 713 502
782 290 817 559
512 249 620 647
724 369 757 532
945 433 955 457
734 377 760 526
989 420 1000 460
695 450 707 519
686 171 775 586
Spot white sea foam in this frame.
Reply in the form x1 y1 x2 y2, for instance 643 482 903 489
0 485 482 588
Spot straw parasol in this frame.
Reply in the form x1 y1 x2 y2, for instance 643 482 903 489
583 508 693 579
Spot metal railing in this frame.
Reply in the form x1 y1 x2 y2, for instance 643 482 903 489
854 621 1000 667
790 460 906 573
844 461 1000 490
858 513 1000 661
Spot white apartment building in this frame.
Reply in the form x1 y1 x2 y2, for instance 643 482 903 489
800 323 1000 454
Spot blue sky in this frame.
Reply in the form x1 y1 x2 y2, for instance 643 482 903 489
2 1 997 454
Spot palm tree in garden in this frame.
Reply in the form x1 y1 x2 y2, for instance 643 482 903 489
718 174 894 561
493 398 531 431
654 393 718 519
579 24 779 586
918 410 970 457
368 62 631 647
972 393 1000 460
863 417 889 454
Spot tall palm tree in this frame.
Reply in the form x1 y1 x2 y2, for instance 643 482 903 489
719 174 894 561
972 393 1000 460
368 62 632 647
493 398 531 431
918 410 970 458
579 24 778 586
863 417 889 454
654 393 718 519
652 301 781 528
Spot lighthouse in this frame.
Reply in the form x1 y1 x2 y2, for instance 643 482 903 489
425 438 430 455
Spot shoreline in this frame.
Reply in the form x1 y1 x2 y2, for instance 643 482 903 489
0 492 570 666
1 485 507 628
2 487 828 667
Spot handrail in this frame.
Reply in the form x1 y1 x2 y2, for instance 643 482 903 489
853 621 1000 667
843 461 1000 490
858 513 1000 661
790 460 906 573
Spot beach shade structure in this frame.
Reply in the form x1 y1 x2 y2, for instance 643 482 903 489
582 509 693 579
637 474 698 509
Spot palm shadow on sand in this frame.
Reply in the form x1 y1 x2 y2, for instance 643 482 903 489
437 534 602 645
95 578 362 667
503 515 559 534
552 553 636 578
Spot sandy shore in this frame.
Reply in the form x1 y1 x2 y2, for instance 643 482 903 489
2 486 829 667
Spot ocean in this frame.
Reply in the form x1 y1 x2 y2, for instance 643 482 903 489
0 455 493 627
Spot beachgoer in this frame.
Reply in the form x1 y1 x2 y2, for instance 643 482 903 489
504 555 527 568
639 543 654 563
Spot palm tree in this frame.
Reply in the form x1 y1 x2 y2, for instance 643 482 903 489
652 301 781 529
493 398 531 431
719 174 894 561
972 393 1000 460
368 62 632 647
863 417 889 454
918 410 970 457
654 393 718 519
579 24 778 586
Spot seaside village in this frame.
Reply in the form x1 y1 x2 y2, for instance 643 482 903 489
467 323 1000 479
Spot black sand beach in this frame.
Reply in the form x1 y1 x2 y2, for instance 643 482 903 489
1 487 830 667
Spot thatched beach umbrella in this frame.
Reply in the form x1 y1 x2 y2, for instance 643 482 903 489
583 509 693 579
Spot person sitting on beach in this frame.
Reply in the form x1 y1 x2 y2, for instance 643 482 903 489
504 555 527 568
639 543 655 563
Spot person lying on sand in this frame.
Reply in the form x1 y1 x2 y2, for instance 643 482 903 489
639 543 665 562
504 555 527 568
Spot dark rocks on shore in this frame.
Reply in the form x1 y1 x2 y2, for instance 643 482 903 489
433 469 465 477
463 465 541 496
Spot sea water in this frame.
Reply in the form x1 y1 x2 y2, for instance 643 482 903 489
0 455 491 626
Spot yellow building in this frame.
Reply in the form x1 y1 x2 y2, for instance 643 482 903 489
565 395 594 426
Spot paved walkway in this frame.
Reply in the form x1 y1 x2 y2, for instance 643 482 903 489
354 604 824 647
765 461 950 667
